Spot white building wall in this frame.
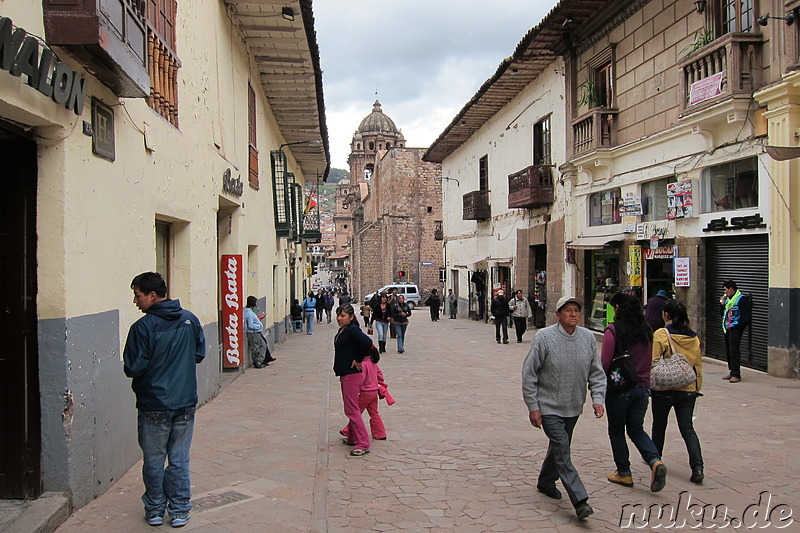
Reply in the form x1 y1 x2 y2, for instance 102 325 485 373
441 58 569 297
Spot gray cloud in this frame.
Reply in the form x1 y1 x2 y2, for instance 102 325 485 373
315 0 556 168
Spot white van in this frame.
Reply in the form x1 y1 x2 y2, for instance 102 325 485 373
363 284 421 309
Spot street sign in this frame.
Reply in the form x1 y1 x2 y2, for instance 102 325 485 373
421 261 433 266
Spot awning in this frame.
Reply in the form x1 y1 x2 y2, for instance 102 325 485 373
452 256 513 268
453 256 487 268
765 145 800 161
566 234 625 250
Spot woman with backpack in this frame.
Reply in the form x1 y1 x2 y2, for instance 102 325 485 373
600 292 667 493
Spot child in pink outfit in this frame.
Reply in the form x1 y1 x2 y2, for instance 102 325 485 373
342 347 390 441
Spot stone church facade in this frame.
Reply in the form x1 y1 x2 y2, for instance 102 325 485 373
337 102 443 302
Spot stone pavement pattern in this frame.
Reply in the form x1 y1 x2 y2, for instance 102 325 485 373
54 313 800 532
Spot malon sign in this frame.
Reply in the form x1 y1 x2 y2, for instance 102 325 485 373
221 254 244 368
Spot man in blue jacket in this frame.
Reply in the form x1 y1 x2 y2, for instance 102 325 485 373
123 272 206 528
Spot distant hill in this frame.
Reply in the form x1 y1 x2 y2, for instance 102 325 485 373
327 168 349 184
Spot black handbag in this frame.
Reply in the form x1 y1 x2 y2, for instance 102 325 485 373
606 327 639 395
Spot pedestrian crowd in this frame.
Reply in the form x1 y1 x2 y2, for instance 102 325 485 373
120 273 746 527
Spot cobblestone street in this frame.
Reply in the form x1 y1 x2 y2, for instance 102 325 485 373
55 313 800 532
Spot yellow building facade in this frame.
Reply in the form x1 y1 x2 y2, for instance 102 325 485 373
1 0 328 506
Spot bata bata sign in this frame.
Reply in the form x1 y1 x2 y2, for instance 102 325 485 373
221 254 244 368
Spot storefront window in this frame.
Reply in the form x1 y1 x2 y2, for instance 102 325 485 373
589 188 622 226
641 177 676 222
703 157 758 213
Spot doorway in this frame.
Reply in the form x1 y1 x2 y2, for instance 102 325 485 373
0 130 41 498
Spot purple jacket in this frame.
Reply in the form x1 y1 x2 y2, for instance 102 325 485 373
601 324 653 388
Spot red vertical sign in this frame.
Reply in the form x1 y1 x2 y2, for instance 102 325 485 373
221 254 244 368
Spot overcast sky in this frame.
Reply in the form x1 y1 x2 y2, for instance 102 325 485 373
314 0 558 170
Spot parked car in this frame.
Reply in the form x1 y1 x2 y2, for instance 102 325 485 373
363 283 421 309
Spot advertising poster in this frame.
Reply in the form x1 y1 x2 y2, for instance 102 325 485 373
221 254 244 368
628 245 643 286
674 257 691 287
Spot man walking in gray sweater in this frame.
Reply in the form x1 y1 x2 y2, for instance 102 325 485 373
522 296 606 520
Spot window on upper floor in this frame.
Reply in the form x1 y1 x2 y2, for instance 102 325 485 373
702 157 758 212
641 177 677 222
719 0 754 34
595 62 614 108
579 46 616 111
248 83 259 189
147 0 180 127
533 116 551 165
479 155 488 192
589 188 622 226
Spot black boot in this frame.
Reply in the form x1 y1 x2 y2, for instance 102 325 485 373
379 341 386 353
690 468 704 484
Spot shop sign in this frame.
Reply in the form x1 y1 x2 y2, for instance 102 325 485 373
221 254 244 368
0 16 89 116
667 180 694 220
702 214 767 232
222 168 244 196
628 245 643 286
689 72 723 106
674 257 690 286
91 98 114 161
622 216 637 233
636 221 670 240
644 245 676 260
619 192 643 216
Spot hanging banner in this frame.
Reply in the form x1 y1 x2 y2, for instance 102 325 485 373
674 257 690 287
628 245 643 286
221 254 244 368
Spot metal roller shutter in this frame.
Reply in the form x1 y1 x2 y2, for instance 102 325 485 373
704 235 768 371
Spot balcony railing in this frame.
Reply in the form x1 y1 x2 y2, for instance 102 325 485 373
462 190 491 221
571 107 618 157
678 32 762 113
434 220 443 240
148 28 180 127
508 165 554 209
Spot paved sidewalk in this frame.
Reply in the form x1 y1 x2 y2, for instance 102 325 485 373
54 314 800 532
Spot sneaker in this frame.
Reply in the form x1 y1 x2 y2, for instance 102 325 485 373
170 516 189 528
575 501 594 520
350 447 372 456
650 461 667 492
147 515 164 526
503 340 509 344
722 374 732 380
536 484 562 500
341 438 355 446
374 437 387 440
729 377 741 383
607 471 634 487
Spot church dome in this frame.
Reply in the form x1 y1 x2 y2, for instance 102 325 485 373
358 100 400 135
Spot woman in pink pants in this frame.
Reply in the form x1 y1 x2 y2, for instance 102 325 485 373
333 305 373 456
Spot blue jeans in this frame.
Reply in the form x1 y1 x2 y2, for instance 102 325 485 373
651 390 704 469
606 386 661 475
138 407 195 519
374 320 389 342
394 323 408 351
305 312 315 334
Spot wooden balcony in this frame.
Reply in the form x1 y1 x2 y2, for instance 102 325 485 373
678 33 763 115
462 190 491 221
434 220 443 240
43 0 149 97
571 107 618 157
507 165 554 209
